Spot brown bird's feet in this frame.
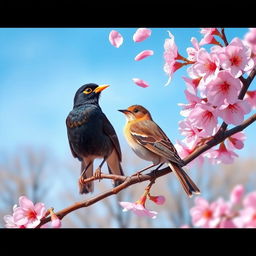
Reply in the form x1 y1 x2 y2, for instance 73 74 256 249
94 167 102 181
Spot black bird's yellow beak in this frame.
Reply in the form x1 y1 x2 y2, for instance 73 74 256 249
94 84 110 94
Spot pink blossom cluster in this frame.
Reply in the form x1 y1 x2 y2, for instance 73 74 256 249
163 28 256 166
3 196 61 228
109 28 153 88
184 184 256 228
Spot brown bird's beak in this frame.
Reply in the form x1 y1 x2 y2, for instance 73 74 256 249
94 84 110 94
118 109 132 115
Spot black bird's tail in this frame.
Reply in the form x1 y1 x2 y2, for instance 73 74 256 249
168 162 200 198
79 161 94 194
107 149 125 188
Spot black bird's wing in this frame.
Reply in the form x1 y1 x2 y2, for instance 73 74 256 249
102 113 124 178
102 113 122 162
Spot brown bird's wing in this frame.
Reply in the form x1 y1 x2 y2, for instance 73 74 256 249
102 114 124 179
130 120 184 166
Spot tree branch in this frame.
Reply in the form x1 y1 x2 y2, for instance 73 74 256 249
37 112 256 228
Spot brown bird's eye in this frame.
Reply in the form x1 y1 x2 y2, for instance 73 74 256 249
133 109 139 113
83 88 93 94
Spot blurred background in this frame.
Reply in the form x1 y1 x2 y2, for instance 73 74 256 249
0 27 255 228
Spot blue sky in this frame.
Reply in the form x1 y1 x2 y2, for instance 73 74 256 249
0 27 255 162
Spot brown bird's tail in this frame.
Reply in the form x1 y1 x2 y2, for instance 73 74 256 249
107 149 125 188
79 161 94 194
168 162 200 197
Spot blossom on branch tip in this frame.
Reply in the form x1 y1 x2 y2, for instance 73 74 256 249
119 201 158 219
4 196 47 228
109 30 123 48
133 28 152 42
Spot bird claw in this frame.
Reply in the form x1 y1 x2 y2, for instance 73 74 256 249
94 168 102 181
78 175 85 186
136 171 142 182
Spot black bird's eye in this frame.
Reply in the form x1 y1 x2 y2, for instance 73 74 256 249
83 88 93 94
133 109 139 113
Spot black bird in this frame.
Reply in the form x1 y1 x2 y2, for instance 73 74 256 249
66 83 124 194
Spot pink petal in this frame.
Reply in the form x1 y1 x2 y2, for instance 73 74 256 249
132 78 150 88
34 202 47 218
19 196 34 210
134 50 154 61
133 28 151 42
230 184 244 205
109 30 123 48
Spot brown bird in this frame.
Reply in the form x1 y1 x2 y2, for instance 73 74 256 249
119 105 200 197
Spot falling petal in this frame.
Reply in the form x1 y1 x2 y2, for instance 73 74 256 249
134 50 154 61
133 28 151 42
109 30 123 48
132 78 150 88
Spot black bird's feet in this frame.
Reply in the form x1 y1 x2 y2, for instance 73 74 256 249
78 175 85 187
94 167 102 181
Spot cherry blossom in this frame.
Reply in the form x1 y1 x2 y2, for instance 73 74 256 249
244 28 256 45
226 132 246 150
218 37 254 78
186 37 200 61
217 99 251 125
182 76 202 95
244 28 256 65
133 28 152 42
188 103 218 135
204 142 238 164
175 140 204 167
134 50 154 61
163 31 185 85
190 48 220 83
190 197 229 228
233 191 256 228
178 90 202 117
205 70 242 107
245 90 256 109
148 195 166 205
120 201 158 219
229 184 244 206
109 30 123 48
199 28 222 46
12 196 47 228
